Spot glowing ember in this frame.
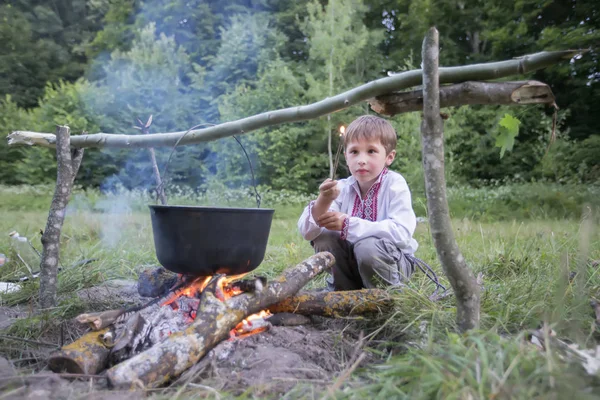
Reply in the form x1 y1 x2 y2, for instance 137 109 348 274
158 273 271 338
161 276 211 307
231 310 273 339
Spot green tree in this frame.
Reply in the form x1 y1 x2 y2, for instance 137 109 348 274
0 96 35 184
302 0 384 177
0 0 107 108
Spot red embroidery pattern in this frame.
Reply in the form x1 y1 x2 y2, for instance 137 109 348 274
350 168 388 222
340 217 350 240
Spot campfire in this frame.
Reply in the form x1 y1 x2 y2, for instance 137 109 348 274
47 252 393 389
74 272 274 363
156 273 273 339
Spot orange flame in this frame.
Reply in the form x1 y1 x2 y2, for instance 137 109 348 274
160 272 271 338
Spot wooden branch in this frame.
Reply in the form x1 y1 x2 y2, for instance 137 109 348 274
369 80 556 116
47 328 111 374
268 289 394 317
106 252 334 389
421 28 480 331
7 50 583 150
148 147 167 205
39 126 84 309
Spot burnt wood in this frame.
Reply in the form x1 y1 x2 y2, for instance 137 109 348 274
106 252 334 389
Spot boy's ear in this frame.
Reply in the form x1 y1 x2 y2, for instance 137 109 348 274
386 150 396 166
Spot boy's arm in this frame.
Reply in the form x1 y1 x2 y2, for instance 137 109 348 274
298 181 342 241
340 179 418 253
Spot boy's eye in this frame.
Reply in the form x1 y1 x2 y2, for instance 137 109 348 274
368 149 377 154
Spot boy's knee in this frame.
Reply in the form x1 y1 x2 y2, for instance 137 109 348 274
312 230 344 252
354 237 408 287
353 237 381 262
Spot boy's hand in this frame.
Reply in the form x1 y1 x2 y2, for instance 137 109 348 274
316 211 348 231
318 179 340 201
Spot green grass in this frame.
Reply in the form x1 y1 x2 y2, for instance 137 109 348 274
0 184 599 398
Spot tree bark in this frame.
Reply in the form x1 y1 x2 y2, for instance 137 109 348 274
7 50 582 150
106 252 334 389
268 289 393 317
39 126 84 309
421 28 480 331
369 80 556 116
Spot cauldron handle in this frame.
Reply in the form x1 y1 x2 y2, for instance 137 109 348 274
160 124 261 208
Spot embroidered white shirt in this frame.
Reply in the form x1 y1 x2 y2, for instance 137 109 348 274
297 168 419 254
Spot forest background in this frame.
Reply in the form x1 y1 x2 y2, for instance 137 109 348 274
0 0 599 204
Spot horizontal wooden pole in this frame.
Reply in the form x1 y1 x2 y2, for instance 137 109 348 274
7 50 582 150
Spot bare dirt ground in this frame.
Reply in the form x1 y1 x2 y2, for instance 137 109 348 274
0 280 393 399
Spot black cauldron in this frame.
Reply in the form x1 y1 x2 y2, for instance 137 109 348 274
149 205 274 276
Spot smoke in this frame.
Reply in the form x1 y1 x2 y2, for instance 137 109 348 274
78 0 275 243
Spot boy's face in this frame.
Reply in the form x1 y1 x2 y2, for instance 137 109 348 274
345 138 396 187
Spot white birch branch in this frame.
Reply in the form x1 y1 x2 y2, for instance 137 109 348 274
7 50 582 150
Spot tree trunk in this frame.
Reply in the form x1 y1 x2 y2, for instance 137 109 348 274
7 50 582 150
369 80 556 116
421 27 480 331
39 126 84 309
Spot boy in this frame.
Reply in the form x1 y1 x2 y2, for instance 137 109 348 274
298 115 419 291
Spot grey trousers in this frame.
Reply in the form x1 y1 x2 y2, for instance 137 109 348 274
312 230 415 291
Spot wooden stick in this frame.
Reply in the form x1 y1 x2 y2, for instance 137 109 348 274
0 335 59 348
421 27 479 331
106 252 334 389
331 140 344 180
39 126 84 309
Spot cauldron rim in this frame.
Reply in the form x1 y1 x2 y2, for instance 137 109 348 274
149 205 274 213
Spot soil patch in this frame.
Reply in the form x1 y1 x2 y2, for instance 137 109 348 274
176 321 368 396
0 280 384 398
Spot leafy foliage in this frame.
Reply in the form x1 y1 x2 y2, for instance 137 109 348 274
495 113 521 158
0 0 598 190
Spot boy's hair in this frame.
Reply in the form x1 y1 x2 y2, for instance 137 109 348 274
343 115 397 154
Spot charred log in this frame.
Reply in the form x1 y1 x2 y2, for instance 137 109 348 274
106 252 334 389
268 289 394 317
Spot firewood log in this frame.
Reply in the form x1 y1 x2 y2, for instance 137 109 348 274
106 252 334 389
268 289 394 317
47 328 110 374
